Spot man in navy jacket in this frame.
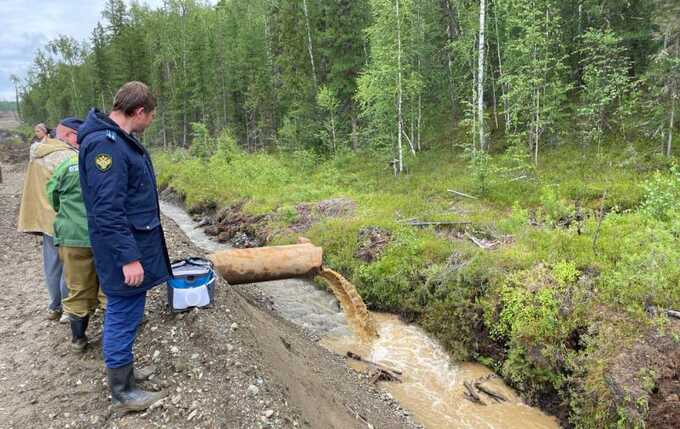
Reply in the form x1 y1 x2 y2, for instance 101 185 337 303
78 81 171 412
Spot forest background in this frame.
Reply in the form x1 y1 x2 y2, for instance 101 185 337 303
10 0 680 427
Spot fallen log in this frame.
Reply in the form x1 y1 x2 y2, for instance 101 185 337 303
401 220 472 228
465 232 499 250
368 368 402 384
474 382 507 403
645 305 680 320
448 189 479 199
347 351 403 378
463 381 485 405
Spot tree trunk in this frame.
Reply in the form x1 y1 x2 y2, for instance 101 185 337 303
477 0 487 152
264 13 277 147
493 1 510 132
330 112 337 153
534 88 540 165
441 0 460 136
491 64 499 129
302 0 318 89
417 94 422 151
181 4 188 148
668 88 676 157
396 0 404 174
351 107 359 150
11 78 21 121
221 55 228 129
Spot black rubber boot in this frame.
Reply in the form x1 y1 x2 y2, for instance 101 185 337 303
107 363 163 412
69 315 89 352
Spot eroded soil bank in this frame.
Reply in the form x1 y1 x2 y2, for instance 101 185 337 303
161 199 560 429
166 184 680 429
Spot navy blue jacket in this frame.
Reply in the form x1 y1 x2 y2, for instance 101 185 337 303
78 109 171 296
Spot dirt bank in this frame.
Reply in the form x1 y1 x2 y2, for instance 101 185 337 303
0 160 417 429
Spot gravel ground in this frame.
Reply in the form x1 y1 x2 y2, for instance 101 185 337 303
0 156 418 429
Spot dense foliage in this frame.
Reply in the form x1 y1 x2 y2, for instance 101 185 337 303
14 0 680 162
154 135 680 427
13 0 680 427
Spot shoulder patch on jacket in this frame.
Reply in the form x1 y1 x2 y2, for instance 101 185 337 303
106 130 117 142
95 154 113 172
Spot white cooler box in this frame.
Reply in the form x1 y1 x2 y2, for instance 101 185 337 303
166 258 216 312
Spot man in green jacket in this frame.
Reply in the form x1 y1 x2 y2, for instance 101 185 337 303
47 117 105 352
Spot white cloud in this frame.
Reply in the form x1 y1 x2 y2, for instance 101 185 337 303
0 0 170 100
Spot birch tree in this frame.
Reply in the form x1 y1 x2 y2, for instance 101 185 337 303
476 0 487 152
648 0 680 156
302 0 318 89
577 29 632 151
9 74 22 120
358 0 421 174
497 0 569 164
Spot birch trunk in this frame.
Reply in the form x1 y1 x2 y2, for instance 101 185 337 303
396 0 404 173
302 0 318 88
477 0 487 152
417 94 422 151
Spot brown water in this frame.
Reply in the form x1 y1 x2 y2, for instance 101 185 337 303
322 313 560 429
317 267 378 340
160 201 560 429
316 269 558 429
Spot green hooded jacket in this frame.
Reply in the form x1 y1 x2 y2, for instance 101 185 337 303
46 154 91 247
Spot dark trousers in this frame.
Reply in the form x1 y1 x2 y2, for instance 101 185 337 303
103 291 146 368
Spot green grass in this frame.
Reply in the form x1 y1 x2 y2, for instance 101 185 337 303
154 137 680 427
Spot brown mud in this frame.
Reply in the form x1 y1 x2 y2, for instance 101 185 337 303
607 322 680 429
204 200 271 248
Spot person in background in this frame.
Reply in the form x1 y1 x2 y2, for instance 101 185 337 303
33 123 48 142
79 81 171 411
31 123 50 158
18 126 74 322
47 117 106 352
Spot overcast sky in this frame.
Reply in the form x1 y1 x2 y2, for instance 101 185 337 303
0 0 168 101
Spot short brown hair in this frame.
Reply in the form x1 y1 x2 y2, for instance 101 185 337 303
112 81 157 116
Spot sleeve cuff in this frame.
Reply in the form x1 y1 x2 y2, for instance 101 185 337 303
117 248 142 266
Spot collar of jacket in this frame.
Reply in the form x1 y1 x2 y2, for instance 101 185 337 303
107 128 146 155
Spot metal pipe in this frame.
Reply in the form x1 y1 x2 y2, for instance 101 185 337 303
208 243 323 285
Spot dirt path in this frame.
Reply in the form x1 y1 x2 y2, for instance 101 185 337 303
0 156 417 428
0 111 20 130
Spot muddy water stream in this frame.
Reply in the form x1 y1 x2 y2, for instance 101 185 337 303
161 202 560 429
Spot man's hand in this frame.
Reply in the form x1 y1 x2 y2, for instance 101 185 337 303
123 261 144 287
